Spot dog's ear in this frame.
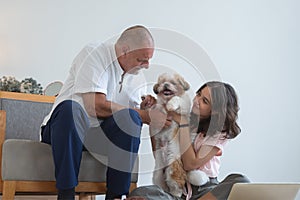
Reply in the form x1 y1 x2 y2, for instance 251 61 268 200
182 80 190 91
157 74 166 83
153 83 159 94
177 75 190 91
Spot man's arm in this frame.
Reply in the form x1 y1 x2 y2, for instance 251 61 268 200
82 92 125 119
82 92 152 124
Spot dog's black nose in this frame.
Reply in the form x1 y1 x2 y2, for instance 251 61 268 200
164 83 169 89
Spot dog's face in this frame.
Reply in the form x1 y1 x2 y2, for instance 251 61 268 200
153 73 190 101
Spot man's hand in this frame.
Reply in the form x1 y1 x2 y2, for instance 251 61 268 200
140 95 156 110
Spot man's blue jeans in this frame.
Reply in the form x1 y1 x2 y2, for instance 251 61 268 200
41 100 142 197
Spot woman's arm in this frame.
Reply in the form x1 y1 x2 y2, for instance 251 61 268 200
179 126 219 171
170 112 220 171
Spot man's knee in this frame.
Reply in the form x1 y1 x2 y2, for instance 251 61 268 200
56 100 85 119
112 109 142 138
117 108 142 126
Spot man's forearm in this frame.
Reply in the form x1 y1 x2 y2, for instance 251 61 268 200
95 100 126 118
134 109 150 124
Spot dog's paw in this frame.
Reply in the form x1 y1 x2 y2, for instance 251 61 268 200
187 170 209 186
166 96 181 111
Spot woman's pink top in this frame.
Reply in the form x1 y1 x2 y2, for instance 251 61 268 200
193 132 228 178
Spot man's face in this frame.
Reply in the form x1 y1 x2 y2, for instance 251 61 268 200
124 47 154 74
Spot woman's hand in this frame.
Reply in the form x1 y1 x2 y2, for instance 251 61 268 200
149 105 172 131
168 111 189 125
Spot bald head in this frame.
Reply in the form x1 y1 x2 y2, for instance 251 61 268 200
116 25 154 51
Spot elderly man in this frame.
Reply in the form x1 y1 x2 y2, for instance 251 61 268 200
41 25 156 200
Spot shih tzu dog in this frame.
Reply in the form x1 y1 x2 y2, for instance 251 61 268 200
151 73 208 198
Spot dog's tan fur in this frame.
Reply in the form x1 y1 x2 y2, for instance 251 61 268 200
170 159 187 188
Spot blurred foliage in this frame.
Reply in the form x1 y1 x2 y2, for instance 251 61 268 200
0 76 21 92
0 76 43 94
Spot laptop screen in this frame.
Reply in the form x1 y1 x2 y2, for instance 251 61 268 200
228 183 300 200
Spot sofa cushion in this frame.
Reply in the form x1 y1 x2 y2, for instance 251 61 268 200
2 139 138 182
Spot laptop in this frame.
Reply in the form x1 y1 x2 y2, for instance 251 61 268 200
228 183 300 200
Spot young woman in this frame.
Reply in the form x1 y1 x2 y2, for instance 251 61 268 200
127 81 250 200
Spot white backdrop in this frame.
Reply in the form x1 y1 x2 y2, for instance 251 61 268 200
1 0 300 199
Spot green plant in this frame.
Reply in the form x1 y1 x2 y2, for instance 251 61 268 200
0 76 21 92
0 76 43 94
20 77 43 94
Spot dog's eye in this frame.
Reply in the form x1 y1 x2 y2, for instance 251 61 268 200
170 80 176 85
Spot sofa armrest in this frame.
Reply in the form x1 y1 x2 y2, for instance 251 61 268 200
0 110 6 190
0 110 5 145
0 92 55 141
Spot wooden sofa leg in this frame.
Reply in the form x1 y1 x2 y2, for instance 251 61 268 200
3 180 17 200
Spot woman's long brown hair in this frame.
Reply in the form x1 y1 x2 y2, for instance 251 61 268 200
190 81 241 139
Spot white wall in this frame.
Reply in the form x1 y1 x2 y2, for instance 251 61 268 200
1 0 300 198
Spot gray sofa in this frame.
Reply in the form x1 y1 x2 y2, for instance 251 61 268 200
0 91 138 199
